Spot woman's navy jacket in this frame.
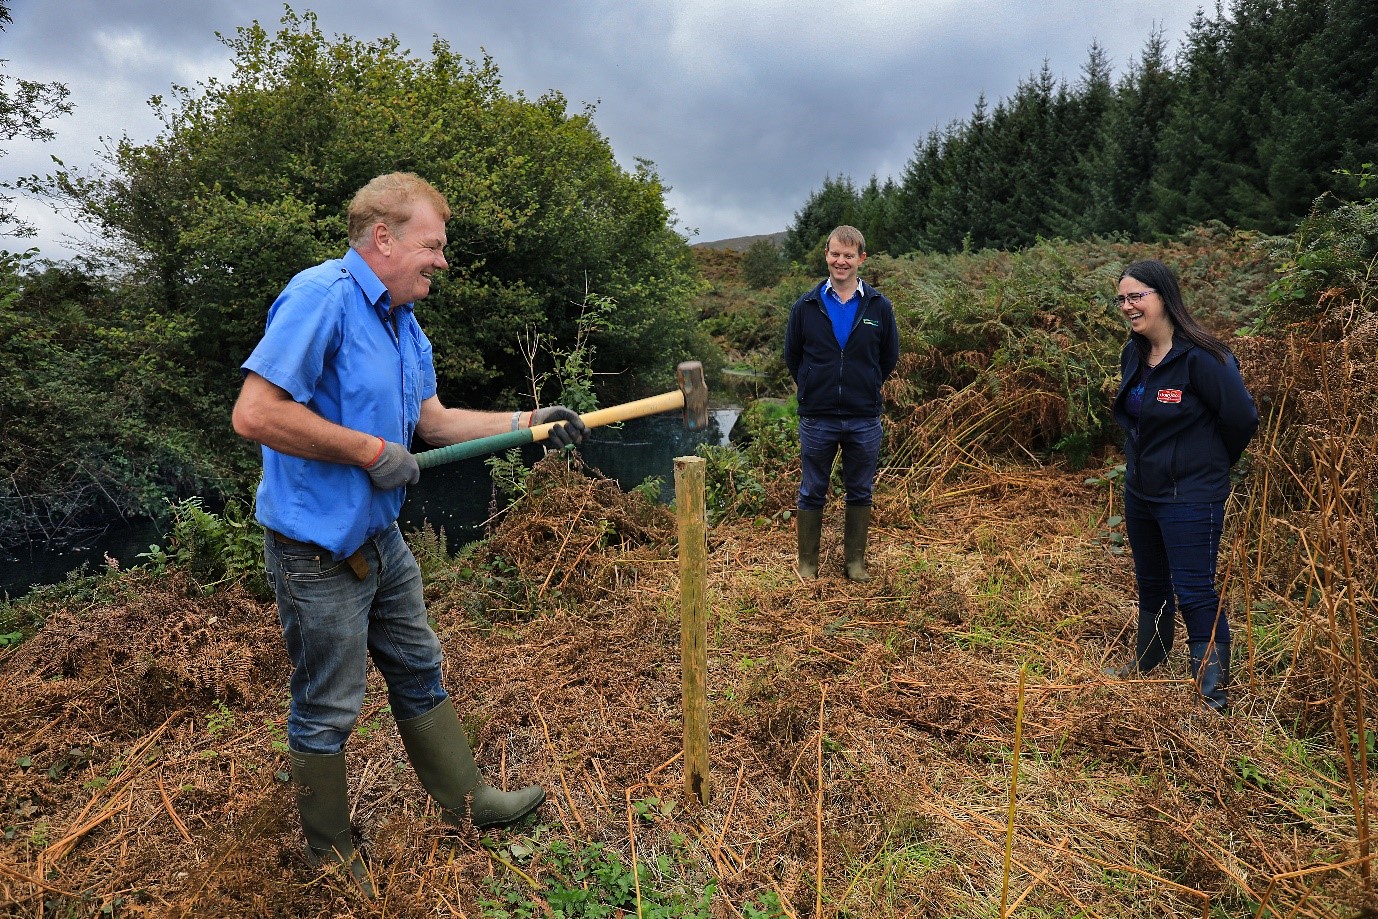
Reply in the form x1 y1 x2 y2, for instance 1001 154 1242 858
1112 336 1259 503
784 281 899 417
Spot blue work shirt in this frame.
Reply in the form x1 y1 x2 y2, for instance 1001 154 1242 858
823 278 863 348
242 247 437 560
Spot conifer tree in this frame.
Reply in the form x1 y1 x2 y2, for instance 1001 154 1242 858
1084 30 1177 237
782 175 861 263
1046 42 1115 239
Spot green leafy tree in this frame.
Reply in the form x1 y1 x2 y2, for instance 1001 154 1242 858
986 62 1065 249
1044 42 1115 239
1261 0 1378 213
891 103 995 253
0 254 236 546
781 172 897 261
31 8 703 408
740 237 784 289
853 175 898 253
0 2 72 239
1149 0 1328 235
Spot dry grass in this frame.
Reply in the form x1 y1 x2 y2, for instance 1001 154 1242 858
2 311 1376 917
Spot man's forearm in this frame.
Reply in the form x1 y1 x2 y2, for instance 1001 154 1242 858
258 406 381 465
414 405 521 447
233 373 380 466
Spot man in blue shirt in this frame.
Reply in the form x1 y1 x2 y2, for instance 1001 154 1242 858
783 226 899 582
233 173 586 895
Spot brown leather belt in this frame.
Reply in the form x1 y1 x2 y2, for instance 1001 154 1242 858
268 529 369 580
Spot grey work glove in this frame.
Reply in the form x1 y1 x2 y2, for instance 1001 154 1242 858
365 440 421 489
533 406 589 449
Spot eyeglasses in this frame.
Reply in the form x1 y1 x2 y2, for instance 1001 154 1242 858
1112 289 1156 307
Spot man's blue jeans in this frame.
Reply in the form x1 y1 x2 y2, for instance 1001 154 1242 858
266 522 447 754
1123 491 1230 671
797 415 883 511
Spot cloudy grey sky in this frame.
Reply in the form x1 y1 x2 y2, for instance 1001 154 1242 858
2 0 1205 259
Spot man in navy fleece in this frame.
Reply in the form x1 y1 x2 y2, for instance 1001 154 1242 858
783 225 899 582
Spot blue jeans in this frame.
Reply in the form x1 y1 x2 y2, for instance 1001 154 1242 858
797 415 883 511
1123 491 1230 671
266 523 447 754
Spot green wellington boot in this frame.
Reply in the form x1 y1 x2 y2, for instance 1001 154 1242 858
289 750 376 897
844 504 872 582
796 509 823 579
397 698 546 830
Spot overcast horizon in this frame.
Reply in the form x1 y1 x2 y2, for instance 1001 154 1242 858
2 1 1208 261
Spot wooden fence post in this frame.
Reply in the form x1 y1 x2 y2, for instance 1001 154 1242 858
675 456 710 804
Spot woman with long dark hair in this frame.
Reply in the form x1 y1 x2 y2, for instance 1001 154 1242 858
1107 259 1259 711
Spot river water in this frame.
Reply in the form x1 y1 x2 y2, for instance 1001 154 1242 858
0 410 738 600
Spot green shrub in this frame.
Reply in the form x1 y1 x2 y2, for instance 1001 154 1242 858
878 232 1272 462
1260 195 1378 330
139 497 268 596
695 444 767 524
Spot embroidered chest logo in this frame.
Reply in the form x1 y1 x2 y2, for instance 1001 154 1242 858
1156 389 1183 403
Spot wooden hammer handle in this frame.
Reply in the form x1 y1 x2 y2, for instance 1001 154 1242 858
527 390 686 442
414 389 689 469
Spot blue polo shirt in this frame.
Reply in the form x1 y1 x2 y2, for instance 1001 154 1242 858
823 278 866 347
242 247 438 559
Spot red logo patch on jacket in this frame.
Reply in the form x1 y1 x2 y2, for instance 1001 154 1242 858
1156 389 1183 403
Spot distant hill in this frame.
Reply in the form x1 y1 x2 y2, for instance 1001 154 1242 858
691 231 786 252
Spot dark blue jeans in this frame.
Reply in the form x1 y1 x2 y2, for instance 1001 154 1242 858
1123 491 1230 671
266 522 447 754
797 415 883 511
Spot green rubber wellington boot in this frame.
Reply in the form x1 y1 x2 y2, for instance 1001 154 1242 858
397 698 545 830
844 504 872 582
796 509 823 579
289 749 375 897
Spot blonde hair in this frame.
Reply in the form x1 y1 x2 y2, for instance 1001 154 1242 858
828 225 866 254
347 172 451 248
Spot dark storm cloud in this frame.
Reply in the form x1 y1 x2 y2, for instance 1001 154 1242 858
1 0 1206 256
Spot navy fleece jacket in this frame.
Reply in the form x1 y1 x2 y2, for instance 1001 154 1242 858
784 280 899 417
1112 336 1259 503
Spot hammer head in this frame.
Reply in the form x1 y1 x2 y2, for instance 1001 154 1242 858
676 361 709 431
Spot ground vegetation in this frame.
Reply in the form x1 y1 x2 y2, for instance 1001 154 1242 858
2 197 1375 914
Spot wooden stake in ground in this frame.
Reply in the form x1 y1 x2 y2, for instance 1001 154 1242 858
675 455 711 804
1001 662 1029 918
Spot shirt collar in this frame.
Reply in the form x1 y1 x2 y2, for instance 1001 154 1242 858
342 247 408 322
824 277 866 301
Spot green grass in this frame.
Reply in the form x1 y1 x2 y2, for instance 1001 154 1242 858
478 836 719 918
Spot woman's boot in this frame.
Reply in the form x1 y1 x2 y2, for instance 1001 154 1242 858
1104 599 1175 678
289 749 375 897
397 698 545 829
1189 640 1229 712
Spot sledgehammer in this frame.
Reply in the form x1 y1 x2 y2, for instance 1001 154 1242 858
414 360 709 470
